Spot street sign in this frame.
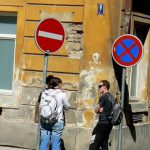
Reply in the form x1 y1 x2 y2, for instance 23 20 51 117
112 34 143 67
35 18 65 149
97 3 104 15
35 18 65 53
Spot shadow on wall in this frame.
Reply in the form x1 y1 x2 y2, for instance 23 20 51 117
112 59 136 142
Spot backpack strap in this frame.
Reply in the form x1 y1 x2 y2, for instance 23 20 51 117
105 92 115 105
103 93 114 124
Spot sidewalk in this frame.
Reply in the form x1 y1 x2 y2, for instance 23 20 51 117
0 147 34 150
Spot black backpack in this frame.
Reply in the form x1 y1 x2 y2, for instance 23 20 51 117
106 93 123 126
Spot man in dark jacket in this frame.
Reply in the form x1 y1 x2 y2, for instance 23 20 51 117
89 80 113 150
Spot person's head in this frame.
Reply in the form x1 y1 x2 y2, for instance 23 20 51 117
49 77 62 89
98 80 110 94
46 75 54 88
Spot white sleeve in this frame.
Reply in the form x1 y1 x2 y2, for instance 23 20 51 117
62 93 70 110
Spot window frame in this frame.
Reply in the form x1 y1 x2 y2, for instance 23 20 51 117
0 33 16 94
0 6 24 108
128 12 150 102
128 64 140 99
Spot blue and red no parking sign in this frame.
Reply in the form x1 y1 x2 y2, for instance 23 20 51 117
112 34 143 67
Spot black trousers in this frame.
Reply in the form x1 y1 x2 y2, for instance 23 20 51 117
89 123 113 150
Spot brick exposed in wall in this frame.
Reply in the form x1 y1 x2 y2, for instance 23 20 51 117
66 23 83 58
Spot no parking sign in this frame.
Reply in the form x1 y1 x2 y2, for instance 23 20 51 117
112 34 143 67
112 34 143 150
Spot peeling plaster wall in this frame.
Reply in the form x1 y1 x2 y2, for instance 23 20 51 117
0 0 123 149
0 2 84 149
76 0 121 128
1 1 150 150
76 53 103 127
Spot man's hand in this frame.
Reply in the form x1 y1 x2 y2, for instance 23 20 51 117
95 104 104 114
99 107 104 112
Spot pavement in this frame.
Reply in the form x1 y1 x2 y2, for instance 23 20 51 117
0 147 34 150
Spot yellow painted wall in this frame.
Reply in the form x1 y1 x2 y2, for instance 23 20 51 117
0 0 122 122
1 1 150 150
0 0 23 6
0 0 123 149
22 1 83 92
82 0 122 77
76 0 122 127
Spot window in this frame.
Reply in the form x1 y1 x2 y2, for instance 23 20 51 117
0 13 17 95
129 14 150 100
129 65 139 98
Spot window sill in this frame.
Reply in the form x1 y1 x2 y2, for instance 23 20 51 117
0 90 12 96
0 91 19 108
129 101 149 112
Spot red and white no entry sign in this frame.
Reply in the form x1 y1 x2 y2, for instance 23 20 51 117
35 18 65 53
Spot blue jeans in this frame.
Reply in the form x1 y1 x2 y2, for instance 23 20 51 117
39 121 64 150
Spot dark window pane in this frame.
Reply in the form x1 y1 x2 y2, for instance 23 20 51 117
0 15 17 34
0 39 15 90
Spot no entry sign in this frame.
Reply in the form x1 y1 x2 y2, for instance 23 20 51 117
35 18 65 53
112 34 143 67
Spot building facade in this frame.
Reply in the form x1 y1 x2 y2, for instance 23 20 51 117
0 0 150 150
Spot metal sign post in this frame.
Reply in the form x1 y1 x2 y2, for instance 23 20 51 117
36 52 49 150
42 53 49 91
117 67 126 150
112 34 143 150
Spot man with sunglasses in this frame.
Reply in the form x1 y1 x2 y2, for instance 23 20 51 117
89 80 114 150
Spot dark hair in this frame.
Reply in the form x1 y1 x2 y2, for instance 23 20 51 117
100 80 110 90
46 75 54 85
49 77 62 89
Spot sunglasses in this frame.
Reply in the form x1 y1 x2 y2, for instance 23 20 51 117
98 84 104 88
